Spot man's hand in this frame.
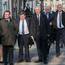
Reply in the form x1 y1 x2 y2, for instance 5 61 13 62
49 22 52 26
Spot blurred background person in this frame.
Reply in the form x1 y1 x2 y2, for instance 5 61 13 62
24 3 33 18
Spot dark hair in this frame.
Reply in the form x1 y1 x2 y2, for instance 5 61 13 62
19 10 26 15
3 10 11 19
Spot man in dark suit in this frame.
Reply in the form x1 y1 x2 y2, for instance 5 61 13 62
17 10 33 62
44 6 55 35
32 6 48 64
0 10 17 65
53 4 65 57
44 5 55 55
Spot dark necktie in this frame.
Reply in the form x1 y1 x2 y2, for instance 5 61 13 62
22 21 24 34
37 15 40 25
59 12 62 28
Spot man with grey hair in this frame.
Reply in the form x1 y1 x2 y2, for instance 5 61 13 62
32 6 49 64
53 4 65 57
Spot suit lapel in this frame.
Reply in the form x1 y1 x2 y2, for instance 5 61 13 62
26 18 29 29
34 14 39 25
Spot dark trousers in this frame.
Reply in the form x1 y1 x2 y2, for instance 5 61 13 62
40 38 49 61
3 45 14 65
56 29 64 55
36 35 42 61
36 34 48 61
18 34 30 61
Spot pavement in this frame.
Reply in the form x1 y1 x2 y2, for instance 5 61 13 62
0 40 65 65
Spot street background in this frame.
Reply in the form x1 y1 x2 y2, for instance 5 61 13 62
0 40 65 65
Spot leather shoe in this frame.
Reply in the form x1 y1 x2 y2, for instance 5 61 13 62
34 60 43 63
56 53 60 57
25 60 31 62
10 63 14 65
17 60 24 63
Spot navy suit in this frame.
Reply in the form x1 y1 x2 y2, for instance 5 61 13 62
44 11 55 35
44 11 55 56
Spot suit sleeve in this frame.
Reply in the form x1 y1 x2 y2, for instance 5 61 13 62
29 16 35 37
0 20 3 35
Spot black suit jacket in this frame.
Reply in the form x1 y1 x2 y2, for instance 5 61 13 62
17 17 33 36
32 13 47 40
16 17 34 45
44 11 55 34
53 11 65 29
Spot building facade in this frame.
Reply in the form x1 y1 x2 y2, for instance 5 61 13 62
0 0 12 18
0 0 65 18
0 0 2 18
44 0 65 11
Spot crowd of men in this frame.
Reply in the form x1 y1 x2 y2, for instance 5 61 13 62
0 3 65 65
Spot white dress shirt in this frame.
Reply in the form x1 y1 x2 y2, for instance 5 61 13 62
57 12 64 29
19 19 29 35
